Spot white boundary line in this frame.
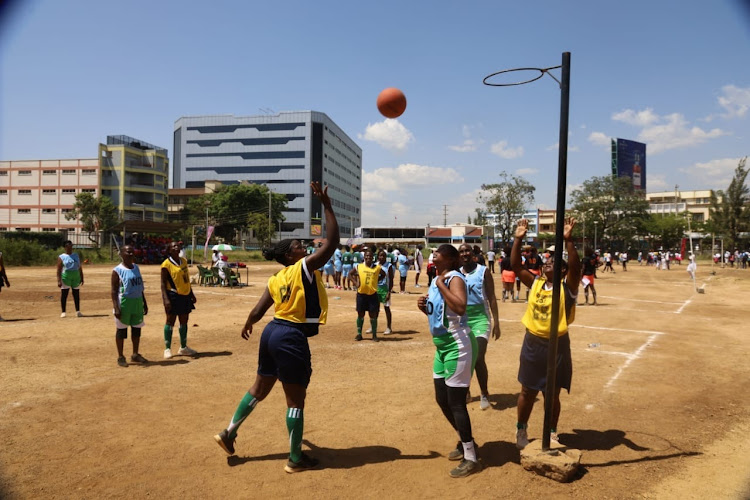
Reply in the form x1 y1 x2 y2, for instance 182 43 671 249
604 333 661 389
674 299 692 314
598 295 683 305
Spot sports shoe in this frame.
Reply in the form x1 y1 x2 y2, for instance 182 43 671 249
60 312 66 318
414 284 421 288
480 395 490 410
372 334 379 342
130 353 148 363
383 327 393 335
447 441 463 461
178 346 197 356
516 428 529 450
76 311 83 317
355 334 363 341
164 348 172 359
550 431 560 443
365 327 373 333
284 452 319 473
449 458 482 478
214 429 235 455
117 356 127 367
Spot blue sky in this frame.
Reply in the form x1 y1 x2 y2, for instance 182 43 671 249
2 0 749 227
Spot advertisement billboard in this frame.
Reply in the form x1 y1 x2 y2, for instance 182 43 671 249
612 138 647 191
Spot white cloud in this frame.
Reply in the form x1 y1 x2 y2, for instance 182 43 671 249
678 157 745 189
364 163 463 193
588 132 610 147
358 119 415 151
516 168 539 176
647 173 668 191
611 108 728 154
612 108 660 127
490 140 524 159
449 140 479 153
717 84 750 119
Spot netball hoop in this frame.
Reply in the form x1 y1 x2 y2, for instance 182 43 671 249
483 53 571 455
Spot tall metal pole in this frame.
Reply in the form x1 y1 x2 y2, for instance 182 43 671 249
542 51 571 452
268 190 272 247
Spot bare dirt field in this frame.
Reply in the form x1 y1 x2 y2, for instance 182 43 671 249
1 260 749 499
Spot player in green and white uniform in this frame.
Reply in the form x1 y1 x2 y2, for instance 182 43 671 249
56 240 84 318
111 245 149 367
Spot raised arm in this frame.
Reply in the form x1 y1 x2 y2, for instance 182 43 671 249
305 182 340 271
563 217 581 294
511 219 535 288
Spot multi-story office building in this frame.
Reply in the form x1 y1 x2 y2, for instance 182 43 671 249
645 189 714 223
0 159 99 236
0 135 168 245
99 135 169 223
173 111 362 240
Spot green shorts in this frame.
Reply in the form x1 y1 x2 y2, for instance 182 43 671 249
377 286 390 306
115 297 145 328
432 327 477 388
466 304 490 339
61 270 82 289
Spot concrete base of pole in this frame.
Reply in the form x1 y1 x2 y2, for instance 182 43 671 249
520 440 582 482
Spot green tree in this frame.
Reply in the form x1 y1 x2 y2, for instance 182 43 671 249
183 184 287 244
642 213 688 249
471 208 487 226
65 193 119 247
247 213 275 247
478 172 535 246
570 175 649 250
707 157 749 247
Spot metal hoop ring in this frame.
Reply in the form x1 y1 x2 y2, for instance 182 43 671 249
483 65 562 87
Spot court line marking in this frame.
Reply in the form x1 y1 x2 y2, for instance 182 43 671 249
598 295 683 305
675 299 692 314
605 333 661 389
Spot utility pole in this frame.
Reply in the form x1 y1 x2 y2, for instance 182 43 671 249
443 205 449 226
268 190 272 247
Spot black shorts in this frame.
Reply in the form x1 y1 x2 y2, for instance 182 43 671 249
167 290 195 316
257 319 313 387
518 331 572 393
356 293 380 315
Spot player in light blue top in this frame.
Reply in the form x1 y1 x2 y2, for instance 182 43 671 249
459 243 501 411
333 245 343 289
418 244 481 478
56 240 84 318
111 245 149 367
397 250 409 293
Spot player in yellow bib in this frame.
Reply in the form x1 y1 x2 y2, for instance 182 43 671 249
214 182 338 474
349 248 386 342
160 242 197 359
511 217 580 450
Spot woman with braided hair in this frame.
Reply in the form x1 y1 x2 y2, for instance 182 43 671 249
214 182 339 473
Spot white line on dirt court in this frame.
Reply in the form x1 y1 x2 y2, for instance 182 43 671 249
675 298 692 314
575 324 665 336
605 333 661 389
598 295 684 305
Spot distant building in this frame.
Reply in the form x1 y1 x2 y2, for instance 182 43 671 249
99 135 169 223
0 158 99 239
173 111 362 240
353 226 425 249
645 189 714 223
425 224 489 251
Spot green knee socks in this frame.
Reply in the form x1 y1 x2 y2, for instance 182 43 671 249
286 408 304 463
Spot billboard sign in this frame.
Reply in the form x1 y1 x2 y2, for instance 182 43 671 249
612 138 647 191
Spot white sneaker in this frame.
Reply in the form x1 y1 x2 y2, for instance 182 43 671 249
178 346 197 356
383 327 393 335
550 431 560 443
76 311 83 318
163 348 172 359
60 312 66 318
365 328 373 334
516 428 529 450
480 395 490 410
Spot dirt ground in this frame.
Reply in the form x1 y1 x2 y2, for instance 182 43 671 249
1 260 749 499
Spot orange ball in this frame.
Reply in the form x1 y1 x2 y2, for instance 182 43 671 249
376 87 407 119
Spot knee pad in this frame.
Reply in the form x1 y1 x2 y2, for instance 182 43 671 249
131 328 141 338
116 328 128 339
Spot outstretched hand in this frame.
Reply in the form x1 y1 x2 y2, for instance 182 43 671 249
311 182 332 209
563 217 577 241
515 219 529 239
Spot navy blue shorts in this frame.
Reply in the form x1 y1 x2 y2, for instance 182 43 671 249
356 293 380 315
518 331 572 393
167 290 194 316
257 319 313 387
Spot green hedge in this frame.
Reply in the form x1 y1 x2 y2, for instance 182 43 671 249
2 231 66 249
0 240 118 266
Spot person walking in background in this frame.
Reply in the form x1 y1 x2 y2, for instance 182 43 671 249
580 247 600 306
161 241 197 359
427 248 437 286
57 240 84 318
459 244 501 411
397 249 409 293
414 246 424 288
111 245 148 367
341 246 353 290
0 251 10 321
418 244 480 478
511 218 580 450
486 249 496 273
213 182 338 473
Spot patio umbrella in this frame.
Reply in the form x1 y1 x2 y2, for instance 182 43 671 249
212 244 234 251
